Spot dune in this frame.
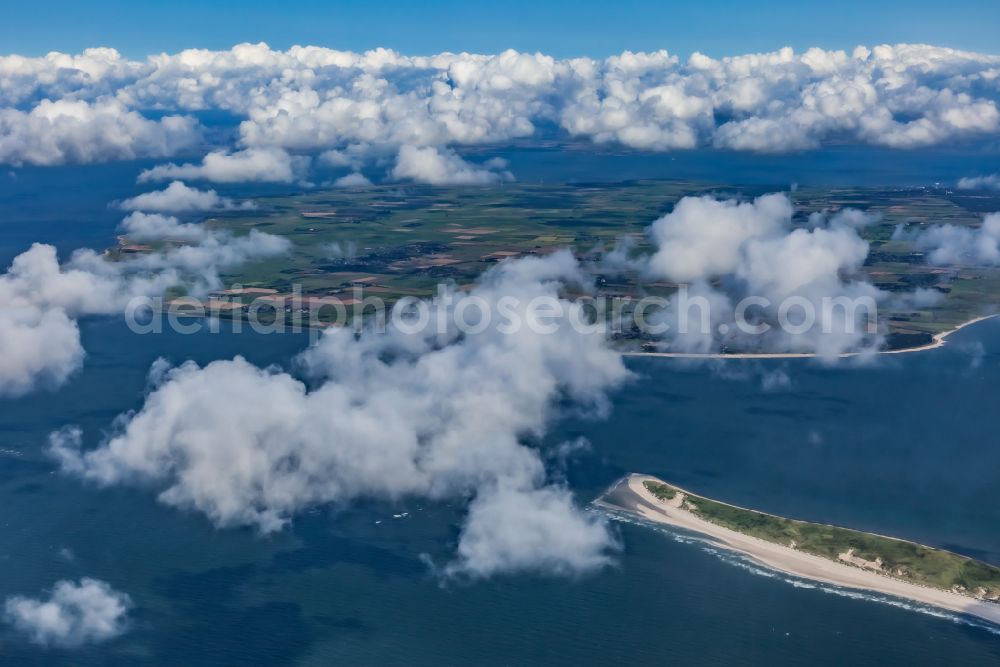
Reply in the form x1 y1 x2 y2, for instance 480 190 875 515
597 474 1000 626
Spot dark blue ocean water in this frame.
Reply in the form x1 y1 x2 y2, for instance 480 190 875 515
1 155 1000 664
1 317 999 665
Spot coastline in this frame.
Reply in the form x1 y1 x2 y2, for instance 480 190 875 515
622 314 998 361
597 474 1000 626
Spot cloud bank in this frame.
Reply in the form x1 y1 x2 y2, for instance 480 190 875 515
1 43 1000 173
4 579 131 647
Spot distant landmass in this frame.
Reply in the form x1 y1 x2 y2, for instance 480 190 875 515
116 180 1000 353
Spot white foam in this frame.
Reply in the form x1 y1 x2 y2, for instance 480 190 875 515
595 505 1000 636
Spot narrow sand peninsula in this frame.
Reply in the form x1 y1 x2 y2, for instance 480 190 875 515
597 474 1000 626
624 314 998 360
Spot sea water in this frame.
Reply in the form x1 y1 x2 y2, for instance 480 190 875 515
1 155 999 665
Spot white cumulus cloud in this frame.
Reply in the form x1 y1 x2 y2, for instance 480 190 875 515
3 43 1000 168
391 146 513 185
905 213 1000 265
0 99 199 166
647 193 790 282
445 485 616 579
0 306 83 398
4 579 131 647
138 147 306 184
119 181 254 213
332 172 372 188
119 212 209 242
640 193 883 357
0 223 288 397
51 252 626 577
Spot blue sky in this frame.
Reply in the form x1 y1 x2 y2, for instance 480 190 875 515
2 0 999 58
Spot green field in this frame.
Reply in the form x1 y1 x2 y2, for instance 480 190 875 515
643 480 1000 599
118 180 1000 348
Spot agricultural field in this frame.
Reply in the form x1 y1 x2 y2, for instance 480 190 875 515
119 180 1000 349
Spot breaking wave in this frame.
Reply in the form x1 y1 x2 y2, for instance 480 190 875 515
597 505 1000 636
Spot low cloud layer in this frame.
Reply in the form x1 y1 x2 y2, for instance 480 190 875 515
900 213 1000 265
51 252 626 578
4 578 131 647
1 44 1000 172
958 174 1000 190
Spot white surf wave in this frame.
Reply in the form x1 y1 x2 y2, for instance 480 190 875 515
597 505 1000 636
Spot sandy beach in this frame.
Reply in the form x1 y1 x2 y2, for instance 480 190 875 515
624 314 998 361
597 474 1000 626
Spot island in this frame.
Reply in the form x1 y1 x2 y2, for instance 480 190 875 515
113 180 1000 352
596 474 1000 625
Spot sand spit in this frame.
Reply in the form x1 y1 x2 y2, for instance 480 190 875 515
597 474 1000 626
624 314 998 361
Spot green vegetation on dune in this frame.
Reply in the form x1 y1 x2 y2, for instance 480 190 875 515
642 480 1000 600
644 481 676 501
